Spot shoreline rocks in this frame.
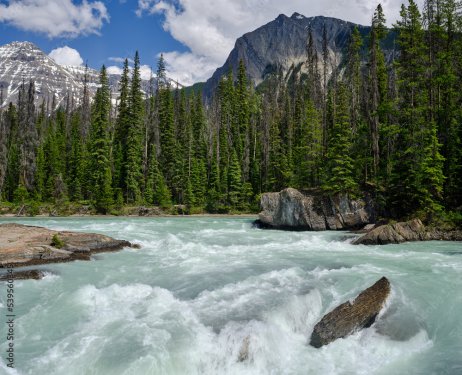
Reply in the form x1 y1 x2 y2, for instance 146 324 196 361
256 188 373 231
353 219 462 245
310 277 391 348
0 269 46 281
0 223 138 273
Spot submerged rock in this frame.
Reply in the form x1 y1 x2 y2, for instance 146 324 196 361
237 336 250 362
353 219 462 245
310 277 390 348
0 223 137 273
257 188 372 230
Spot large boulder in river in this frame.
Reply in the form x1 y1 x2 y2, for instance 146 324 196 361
353 219 462 245
310 277 391 348
257 188 372 230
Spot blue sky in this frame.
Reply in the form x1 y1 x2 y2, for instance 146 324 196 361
0 0 423 85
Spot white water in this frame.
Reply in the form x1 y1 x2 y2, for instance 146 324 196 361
0 217 461 375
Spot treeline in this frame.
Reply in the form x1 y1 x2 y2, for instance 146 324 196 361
0 0 461 218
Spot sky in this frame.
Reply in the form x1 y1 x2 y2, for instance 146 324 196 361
0 0 424 86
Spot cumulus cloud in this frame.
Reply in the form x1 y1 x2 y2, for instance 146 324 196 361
49 46 84 66
136 0 424 85
161 51 218 86
0 0 109 38
107 66 123 75
106 64 153 80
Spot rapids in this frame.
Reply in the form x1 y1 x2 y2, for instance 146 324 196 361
0 217 461 374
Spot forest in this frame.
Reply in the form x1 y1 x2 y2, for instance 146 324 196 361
0 0 461 221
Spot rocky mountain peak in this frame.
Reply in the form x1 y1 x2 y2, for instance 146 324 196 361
290 12 305 20
202 13 395 98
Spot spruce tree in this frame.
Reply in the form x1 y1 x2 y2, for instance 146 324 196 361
126 52 144 203
145 145 171 208
323 83 357 193
88 66 113 213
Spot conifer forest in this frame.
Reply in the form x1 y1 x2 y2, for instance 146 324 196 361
0 1 461 220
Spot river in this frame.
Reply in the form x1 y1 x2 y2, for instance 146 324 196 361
0 217 461 375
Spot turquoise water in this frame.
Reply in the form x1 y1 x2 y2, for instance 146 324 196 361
0 217 461 375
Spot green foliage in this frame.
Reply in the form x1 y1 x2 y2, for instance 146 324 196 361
51 234 65 249
13 184 29 204
323 84 358 194
88 66 113 213
125 51 144 203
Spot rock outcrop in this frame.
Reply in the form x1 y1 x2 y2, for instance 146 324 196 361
237 336 250 362
353 219 462 245
310 277 391 348
256 188 372 230
0 269 45 281
0 223 137 269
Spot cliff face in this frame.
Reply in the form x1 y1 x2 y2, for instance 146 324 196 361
257 188 373 230
203 13 397 98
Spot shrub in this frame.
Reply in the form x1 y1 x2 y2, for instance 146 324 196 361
51 234 65 249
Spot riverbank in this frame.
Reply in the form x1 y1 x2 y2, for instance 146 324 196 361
0 201 259 218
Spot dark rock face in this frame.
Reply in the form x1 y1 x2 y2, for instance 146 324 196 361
310 277 391 348
353 219 462 245
257 188 372 230
0 223 137 271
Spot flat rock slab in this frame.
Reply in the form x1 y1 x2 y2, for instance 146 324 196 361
310 277 391 348
0 223 137 269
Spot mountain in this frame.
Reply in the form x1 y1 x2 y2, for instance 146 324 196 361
203 13 397 97
0 41 92 108
0 41 181 109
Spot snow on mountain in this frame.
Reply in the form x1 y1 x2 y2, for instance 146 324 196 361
0 41 183 109
0 41 86 108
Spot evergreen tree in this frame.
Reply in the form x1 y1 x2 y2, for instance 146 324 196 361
88 66 113 213
126 52 144 203
323 83 357 193
114 58 131 195
145 145 171 207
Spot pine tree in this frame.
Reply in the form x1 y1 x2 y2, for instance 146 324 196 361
113 58 131 195
323 83 357 193
228 148 242 208
368 4 388 181
293 100 323 188
18 80 38 193
126 52 144 203
145 145 171 208
88 66 113 213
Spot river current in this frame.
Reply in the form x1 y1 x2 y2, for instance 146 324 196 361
0 217 461 375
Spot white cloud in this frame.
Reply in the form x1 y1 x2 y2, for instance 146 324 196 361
161 51 218 86
137 0 424 85
108 57 134 64
49 46 84 66
140 65 154 80
107 66 123 75
0 0 109 38
106 64 153 80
